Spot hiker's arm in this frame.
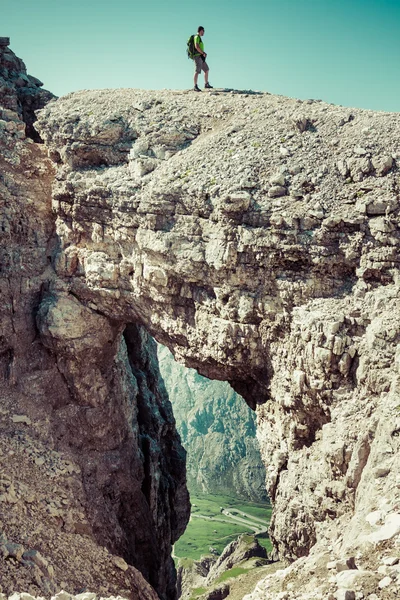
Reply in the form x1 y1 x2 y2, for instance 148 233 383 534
195 42 206 56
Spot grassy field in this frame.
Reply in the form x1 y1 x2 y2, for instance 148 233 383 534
174 493 272 561
229 503 270 521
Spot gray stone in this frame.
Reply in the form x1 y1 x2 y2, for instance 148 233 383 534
28 74 44 87
11 414 31 425
368 513 400 543
365 198 397 215
382 557 399 566
372 155 393 176
51 592 73 600
378 576 392 589
5 542 25 561
354 147 367 156
335 591 355 600
240 178 258 188
269 173 286 186
22 549 49 572
374 466 390 478
221 190 251 212
293 116 309 132
112 556 129 571
335 557 358 572
268 185 286 197
336 570 376 588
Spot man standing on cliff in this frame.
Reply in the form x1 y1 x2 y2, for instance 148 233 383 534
193 26 213 92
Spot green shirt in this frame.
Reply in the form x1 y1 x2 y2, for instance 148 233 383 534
194 34 204 56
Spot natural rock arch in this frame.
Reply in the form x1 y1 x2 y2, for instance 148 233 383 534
0 82 395 598
35 88 400 591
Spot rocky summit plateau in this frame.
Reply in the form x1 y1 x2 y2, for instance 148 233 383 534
0 42 399 600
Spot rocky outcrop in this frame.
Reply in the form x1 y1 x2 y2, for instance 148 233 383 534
34 88 400 599
0 39 54 140
177 535 270 600
34 299 189 598
0 51 189 600
205 535 268 586
157 345 267 501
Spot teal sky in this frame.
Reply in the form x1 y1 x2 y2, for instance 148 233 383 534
3 0 400 111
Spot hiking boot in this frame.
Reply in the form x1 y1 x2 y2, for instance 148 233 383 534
204 82 213 89
193 85 202 92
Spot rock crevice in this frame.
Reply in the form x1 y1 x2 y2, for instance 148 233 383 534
0 55 189 600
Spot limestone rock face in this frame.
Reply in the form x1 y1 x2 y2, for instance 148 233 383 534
35 89 400 599
0 69 189 599
0 40 54 140
35 298 189 598
157 345 267 501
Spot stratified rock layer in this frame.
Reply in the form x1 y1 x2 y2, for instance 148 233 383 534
157 345 267 501
35 89 400 599
0 57 189 599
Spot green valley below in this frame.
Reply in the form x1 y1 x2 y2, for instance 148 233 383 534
174 493 272 561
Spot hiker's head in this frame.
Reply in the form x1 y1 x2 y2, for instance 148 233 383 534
198 26 205 35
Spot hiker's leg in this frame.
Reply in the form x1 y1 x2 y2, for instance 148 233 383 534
202 61 209 84
194 57 202 85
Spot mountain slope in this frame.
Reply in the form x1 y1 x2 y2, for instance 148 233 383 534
158 345 267 501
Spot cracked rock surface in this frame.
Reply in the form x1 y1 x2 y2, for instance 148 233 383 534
0 40 54 140
0 61 189 600
34 88 400 599
1 38 400 598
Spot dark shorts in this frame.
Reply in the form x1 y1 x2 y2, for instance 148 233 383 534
194 55 209 74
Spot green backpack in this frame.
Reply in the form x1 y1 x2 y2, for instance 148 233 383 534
187 34 197 59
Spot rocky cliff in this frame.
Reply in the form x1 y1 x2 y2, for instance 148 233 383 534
0 43 189 600
0 38 54 140
1 39 400 599
157 345 267 501
34 87 400 599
